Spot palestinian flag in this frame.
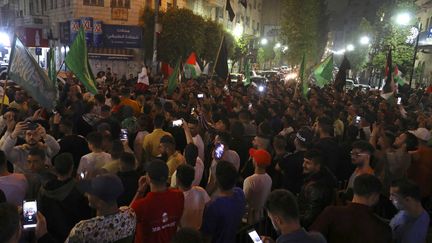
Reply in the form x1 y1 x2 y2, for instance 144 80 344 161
381 49 395 100
394 65 407 86
184 52 201 79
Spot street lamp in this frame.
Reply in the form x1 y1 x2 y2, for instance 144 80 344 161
360 36 370 45
275 42 281 49
233 24 244 39
0 32 10 47
396 12 412 26
261 38 268 45
346 44 355 52
395 11 419 87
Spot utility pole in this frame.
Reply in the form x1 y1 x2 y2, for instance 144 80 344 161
151 0 160 76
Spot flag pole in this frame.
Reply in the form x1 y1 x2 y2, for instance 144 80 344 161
56 60 65 77
210 0 228 80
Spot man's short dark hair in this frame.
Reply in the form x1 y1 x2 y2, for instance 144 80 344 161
171 227 203 243
391 179 421 201
352 140 375 155
87 131 104 149
28 148 46 161
153 114 165 128
215 161 238 191
0 150 6 167
54 153 74 176
184 143 198 167
265 189 299 222
60 119 74 129
176 164 195 188
273 135 287 150
304 149 323 166
0 203 20 242
120 152 136 169
353 174 382 197
318 116 334 136
404 132 418 151
216 132 231 146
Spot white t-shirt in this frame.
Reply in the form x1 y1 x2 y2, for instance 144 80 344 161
209 150 241 179
0 173 28 206
170 157 204 188
77 152 112 178
243 173 272 224
192 134 205 162
181 186 210 229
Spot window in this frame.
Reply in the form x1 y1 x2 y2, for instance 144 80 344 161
54 0 57 9
83 0 104 7
29 1 34 14
167 2 172 8
42 0 46 12
50 0 53 9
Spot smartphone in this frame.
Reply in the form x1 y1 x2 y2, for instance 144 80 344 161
191 107 195 115
23 200 37 229
355 116 361 125
172 119 183 127
197 93 204 99
26 121 38 130
80 172 85 179
120 128 128 141
248 103 253 110
397 97 402 105
258 85 265 92
247 229 263 243
214 143 225 160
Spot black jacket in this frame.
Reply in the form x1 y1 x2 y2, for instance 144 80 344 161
298 167 337 228
38 178 92 242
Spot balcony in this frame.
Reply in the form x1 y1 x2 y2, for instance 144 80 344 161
15 15 48 27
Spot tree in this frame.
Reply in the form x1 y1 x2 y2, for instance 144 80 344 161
257 41 276 69
280 0 329 66
157 8 205 65
201 20 224 64
369 0 417 78
139 7 164 62
345 18 373 75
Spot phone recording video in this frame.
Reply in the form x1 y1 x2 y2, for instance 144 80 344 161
26 121 38 130
197 93 204 99
23 200 37 229
120 129 128 141
397 97 402 105
355 116 361 125
172 119 183 127
247 229 263 243
214 143 225 160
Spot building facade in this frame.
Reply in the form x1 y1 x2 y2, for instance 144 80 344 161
415 0 432 87
1 0 262 76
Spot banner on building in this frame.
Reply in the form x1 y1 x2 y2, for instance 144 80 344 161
103 25 142 48
93 20 103 47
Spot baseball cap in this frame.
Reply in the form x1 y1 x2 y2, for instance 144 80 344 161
146 160 169 183
249 148 272 167
296 127 314 146
77 174 124 202
409 128 431 142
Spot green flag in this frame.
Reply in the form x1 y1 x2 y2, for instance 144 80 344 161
48 48 56 82
167 61 181 95
313 54 333 88
8 36 58 110
65 28 97 94
243 59 251 86
299 54 308 98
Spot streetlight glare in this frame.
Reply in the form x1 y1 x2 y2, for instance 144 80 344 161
275 42 281 48
360 36 370 45
396 12 411 25
0 32 10 47
233 25 244 39
346 44 355 51
261 38 268 45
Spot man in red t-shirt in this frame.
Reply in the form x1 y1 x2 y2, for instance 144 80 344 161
130 160 184 243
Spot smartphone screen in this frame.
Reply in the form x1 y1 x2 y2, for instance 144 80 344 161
120 129 128 141
355 116 361 125
397 97 402 105
215 143 225 160
23 200 37 229
172 119 183 127
197 93 204 98
247 229 263 243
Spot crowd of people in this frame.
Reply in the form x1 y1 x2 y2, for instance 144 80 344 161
0 68 431 243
